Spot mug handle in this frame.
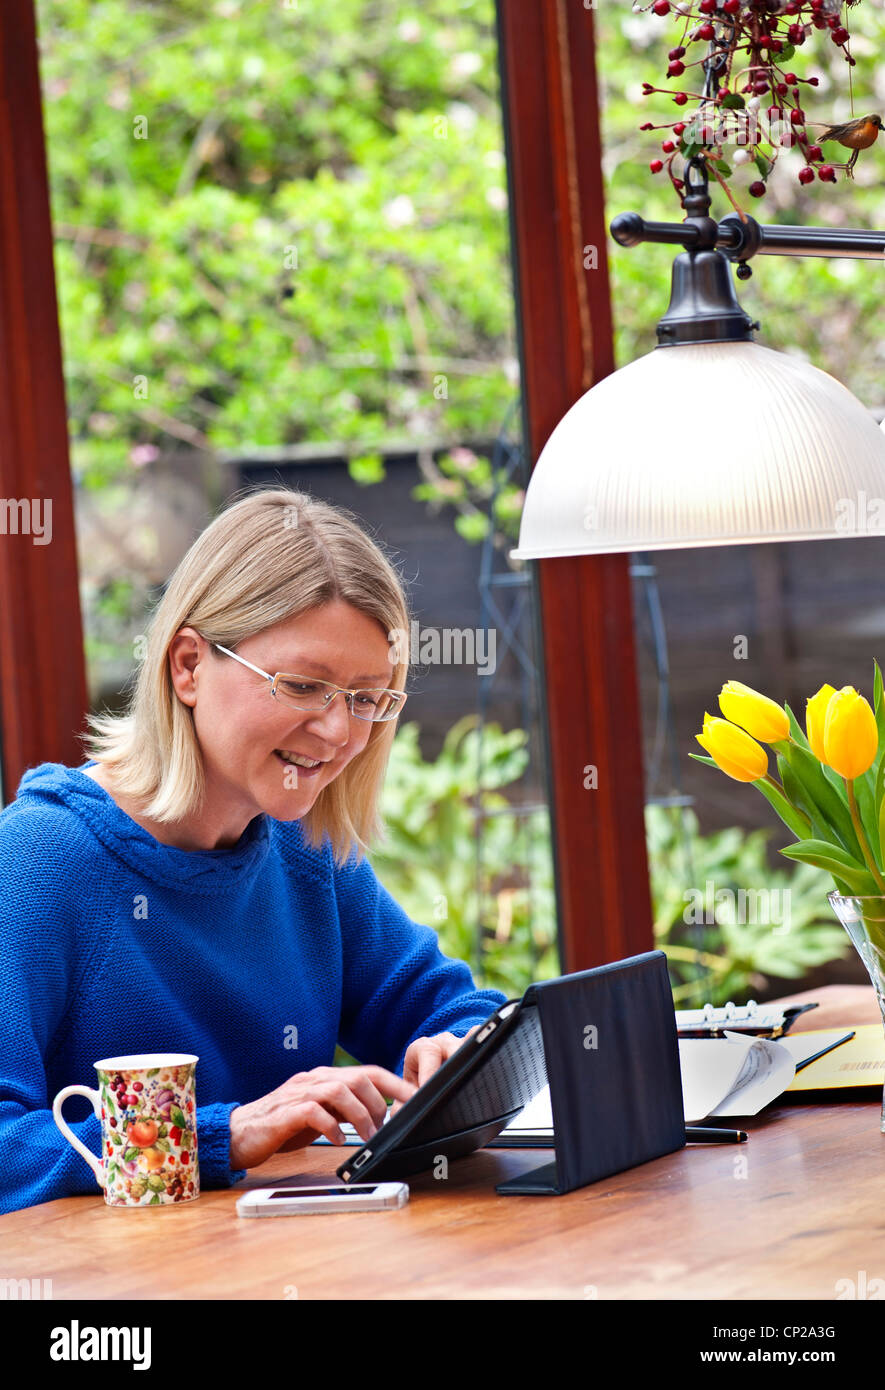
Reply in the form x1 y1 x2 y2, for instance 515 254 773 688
52 1085 106 1189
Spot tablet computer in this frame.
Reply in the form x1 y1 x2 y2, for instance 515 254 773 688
337 991 548 1183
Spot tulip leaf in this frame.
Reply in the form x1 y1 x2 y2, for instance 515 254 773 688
754 773 812 842
776 755 834 844
784 702 811 753
876 744 885 827
778 840 878 895
820 762 850 806
874 658 884 723
854 768 883 870
777 744 863 861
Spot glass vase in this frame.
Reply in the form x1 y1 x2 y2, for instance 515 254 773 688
827 891 885 1133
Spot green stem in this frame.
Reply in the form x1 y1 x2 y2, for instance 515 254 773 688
845 777 885 892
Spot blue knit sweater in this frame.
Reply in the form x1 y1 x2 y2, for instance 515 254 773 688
0 761 507 1213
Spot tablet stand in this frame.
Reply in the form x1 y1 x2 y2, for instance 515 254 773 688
496 950 686 1195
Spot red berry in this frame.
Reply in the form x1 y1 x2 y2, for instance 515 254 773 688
181 1151 190 1164
649 159 664 173
668 61 685 77
699 0 716 12
806 144 823 160
673 92 688 106
109 1117 117 1128
661 140 676 153
723 0 740 12
788 23 804 43
652 0 670 14
673 178 685 190
784 74 797 85
798 166 815 185
826 14 839 29
673 122 686 135
748 181 766 197
808 77 819 86
132 1081 144 1092
754 79 769 94
812 13 827 27
669 46 686 60
832 26 849 44
790 108 805 124
770 39 783 53
697 23 714 40
818 165 836 182
785 0 800 10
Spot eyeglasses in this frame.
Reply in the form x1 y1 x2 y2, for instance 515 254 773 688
211 643 408 723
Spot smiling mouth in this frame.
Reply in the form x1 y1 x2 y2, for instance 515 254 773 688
274 749 327 772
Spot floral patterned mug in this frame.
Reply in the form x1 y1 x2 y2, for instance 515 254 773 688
53 1053 200 1207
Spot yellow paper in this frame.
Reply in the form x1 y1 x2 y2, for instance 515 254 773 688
785 1025 885 1091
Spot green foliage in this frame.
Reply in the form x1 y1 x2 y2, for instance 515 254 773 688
649 804 849 1006
36 0 516 483
371 717 558 997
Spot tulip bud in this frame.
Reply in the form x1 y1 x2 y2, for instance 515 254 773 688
717 680 790 743
823 686 879 780
696 713 769 783
805 683 837 762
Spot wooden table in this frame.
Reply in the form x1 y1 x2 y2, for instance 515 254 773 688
3 987 883 1301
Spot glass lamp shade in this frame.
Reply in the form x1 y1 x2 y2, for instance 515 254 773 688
510 339 885 560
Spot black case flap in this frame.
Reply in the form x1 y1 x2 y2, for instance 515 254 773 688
497 950 685 1195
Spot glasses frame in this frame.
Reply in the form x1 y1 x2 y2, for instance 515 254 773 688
211 642 408 723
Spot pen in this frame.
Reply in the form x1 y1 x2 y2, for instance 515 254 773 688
685 1126 748 1143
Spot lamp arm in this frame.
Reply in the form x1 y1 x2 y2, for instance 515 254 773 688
611 209 885 264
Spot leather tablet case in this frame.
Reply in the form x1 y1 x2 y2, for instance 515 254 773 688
496 950 685 1195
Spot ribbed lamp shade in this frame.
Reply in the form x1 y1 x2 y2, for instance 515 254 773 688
510 340 885 559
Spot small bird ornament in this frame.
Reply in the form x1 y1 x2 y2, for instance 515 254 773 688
814 112 883 179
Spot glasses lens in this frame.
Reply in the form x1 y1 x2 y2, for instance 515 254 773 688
274 679 403 722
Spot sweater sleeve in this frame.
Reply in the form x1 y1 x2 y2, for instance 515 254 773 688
0 805 246 1212
0 805 106 1213
334 849 508 1076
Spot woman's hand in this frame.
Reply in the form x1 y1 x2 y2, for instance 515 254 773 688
228 1064 417 1171
389 1027 480 1114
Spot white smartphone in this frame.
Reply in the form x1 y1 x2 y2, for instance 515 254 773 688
235 1182 409 1216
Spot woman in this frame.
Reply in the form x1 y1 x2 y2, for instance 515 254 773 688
0 486 506 1212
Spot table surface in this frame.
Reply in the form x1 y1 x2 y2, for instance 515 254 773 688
4 985 883 1300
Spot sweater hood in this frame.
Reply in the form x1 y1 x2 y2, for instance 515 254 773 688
13 761 273 892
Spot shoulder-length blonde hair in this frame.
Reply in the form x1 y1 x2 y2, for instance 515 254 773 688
81 485 413 867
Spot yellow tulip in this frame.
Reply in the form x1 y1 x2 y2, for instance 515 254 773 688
823 686 879 780
717 680 790 743
805 683 838 763
695 713 769 783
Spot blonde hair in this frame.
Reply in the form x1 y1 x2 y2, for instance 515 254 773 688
80 485 413 867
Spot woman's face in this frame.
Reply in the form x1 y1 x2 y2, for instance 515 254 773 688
169 599 396 835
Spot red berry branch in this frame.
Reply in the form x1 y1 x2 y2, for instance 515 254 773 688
638 0 870 213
